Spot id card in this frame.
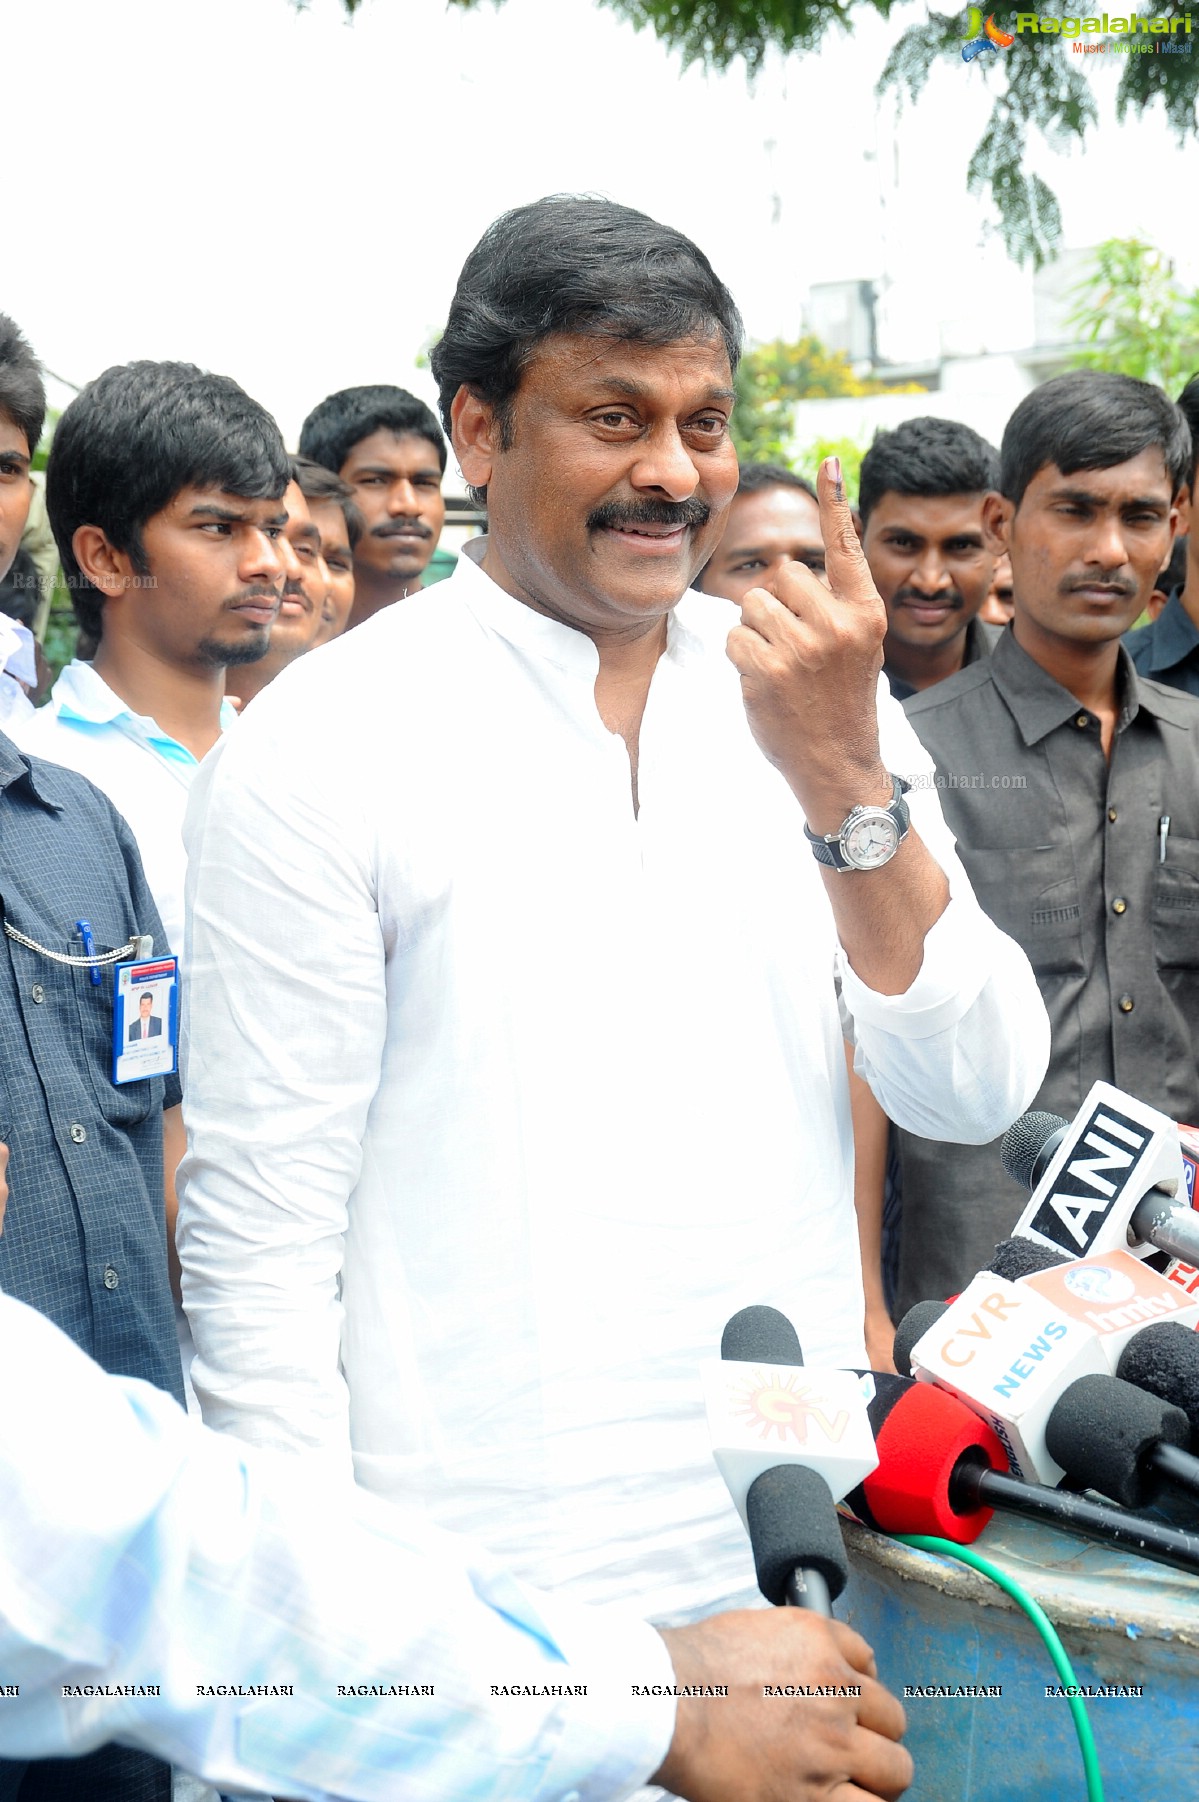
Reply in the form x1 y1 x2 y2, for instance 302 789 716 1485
112 956 179 1084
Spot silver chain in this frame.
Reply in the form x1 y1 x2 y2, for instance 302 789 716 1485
3 921 139 967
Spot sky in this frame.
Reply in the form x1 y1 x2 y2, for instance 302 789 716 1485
6 0 1198 448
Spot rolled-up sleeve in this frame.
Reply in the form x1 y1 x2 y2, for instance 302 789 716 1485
0 1294 677 1802
836 682 1051 1143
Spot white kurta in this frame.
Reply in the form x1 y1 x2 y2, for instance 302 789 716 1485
178 543 1048 1620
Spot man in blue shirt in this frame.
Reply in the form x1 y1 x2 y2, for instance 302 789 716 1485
1125 371 1199 697
0 313 181 1802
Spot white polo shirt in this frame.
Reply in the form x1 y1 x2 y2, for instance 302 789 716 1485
15 660 238 962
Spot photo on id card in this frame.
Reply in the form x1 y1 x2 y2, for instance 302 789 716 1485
112 956 179 1084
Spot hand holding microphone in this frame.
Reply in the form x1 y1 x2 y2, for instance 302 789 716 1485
653 1609 912 1802
648 1302 913 1802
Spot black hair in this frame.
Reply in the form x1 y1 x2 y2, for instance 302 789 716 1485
429 194 743 453
0 314 46 457
298 386 447 478
0 547 40 627
1000 371 1192 508
46 360 290 642
1155 533 1188 595
289 453 364 549
858 416 999 525
1175 372 1199 487
736 462 818 501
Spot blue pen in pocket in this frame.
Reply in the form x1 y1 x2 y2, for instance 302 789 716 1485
75 918 102 986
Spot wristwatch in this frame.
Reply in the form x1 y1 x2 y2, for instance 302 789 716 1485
804 774 912 872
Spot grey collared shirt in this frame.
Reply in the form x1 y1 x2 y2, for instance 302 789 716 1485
894 628 1199 1317
884 615 1001 705
1125 589 1199 699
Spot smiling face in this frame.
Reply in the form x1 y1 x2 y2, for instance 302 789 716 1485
699 484 827 604
862 490 993 656
986 449 1180 659
340 429 445 587
453 332 739 637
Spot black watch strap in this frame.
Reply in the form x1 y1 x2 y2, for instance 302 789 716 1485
804 774 912 871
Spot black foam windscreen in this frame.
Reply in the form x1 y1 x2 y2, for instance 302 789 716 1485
988 1237 1068 1281
721 1305 803 1366
893 1299 949 1378
1044 1373 1191 1509
1118 1322 1199 1441
744 1463 848 1607
1001 1110 1068 1192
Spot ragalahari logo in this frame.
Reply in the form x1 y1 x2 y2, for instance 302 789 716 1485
732 1368 851 1446
962 7 1017 56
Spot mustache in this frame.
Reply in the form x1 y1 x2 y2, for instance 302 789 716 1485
227 587 280 606
373 520 433 540
894 588 964 609
586 498 711 532
1061 576 1138 598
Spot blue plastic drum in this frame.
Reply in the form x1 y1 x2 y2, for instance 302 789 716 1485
838 1510 1199 1801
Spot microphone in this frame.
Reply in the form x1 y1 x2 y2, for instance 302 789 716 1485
1002 1084 1199 1265
1044 1373 1199 1510
1118 1320 1199 1441
1015 1248 1199 1374
842 1371 1199 1579
893 1301 948 1379
721 1304 803 1366
892 1241 1066 1377
707 1305 876 1612
987 1238 1067 1282
903 1271 1109 1484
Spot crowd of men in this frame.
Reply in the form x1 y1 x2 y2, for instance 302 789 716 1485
0 191 1197 1802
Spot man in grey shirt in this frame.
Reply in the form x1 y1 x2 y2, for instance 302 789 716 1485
896 371 1199 1317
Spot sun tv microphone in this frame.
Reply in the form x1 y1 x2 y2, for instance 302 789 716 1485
1003 1083 1199 1265
706 1305 875 1612
906 1272 1109 1484
843 1371 1199 1578
1016 1249 1199 1374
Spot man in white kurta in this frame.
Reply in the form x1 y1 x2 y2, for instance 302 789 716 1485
178 197 1048 1637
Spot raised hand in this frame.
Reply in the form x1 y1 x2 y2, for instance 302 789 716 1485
726 456 891 834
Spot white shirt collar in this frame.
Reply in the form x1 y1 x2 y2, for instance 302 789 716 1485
454 533 709 679
48 659 239 740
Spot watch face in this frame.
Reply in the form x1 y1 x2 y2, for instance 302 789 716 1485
842 807 901 870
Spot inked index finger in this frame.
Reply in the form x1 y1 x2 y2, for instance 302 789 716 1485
816 455 884 614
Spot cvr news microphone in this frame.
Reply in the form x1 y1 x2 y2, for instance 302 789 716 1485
841 1371 1199 1578
707 1305 875 1613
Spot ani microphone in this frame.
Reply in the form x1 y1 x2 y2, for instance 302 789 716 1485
1002 1083 1199 1266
